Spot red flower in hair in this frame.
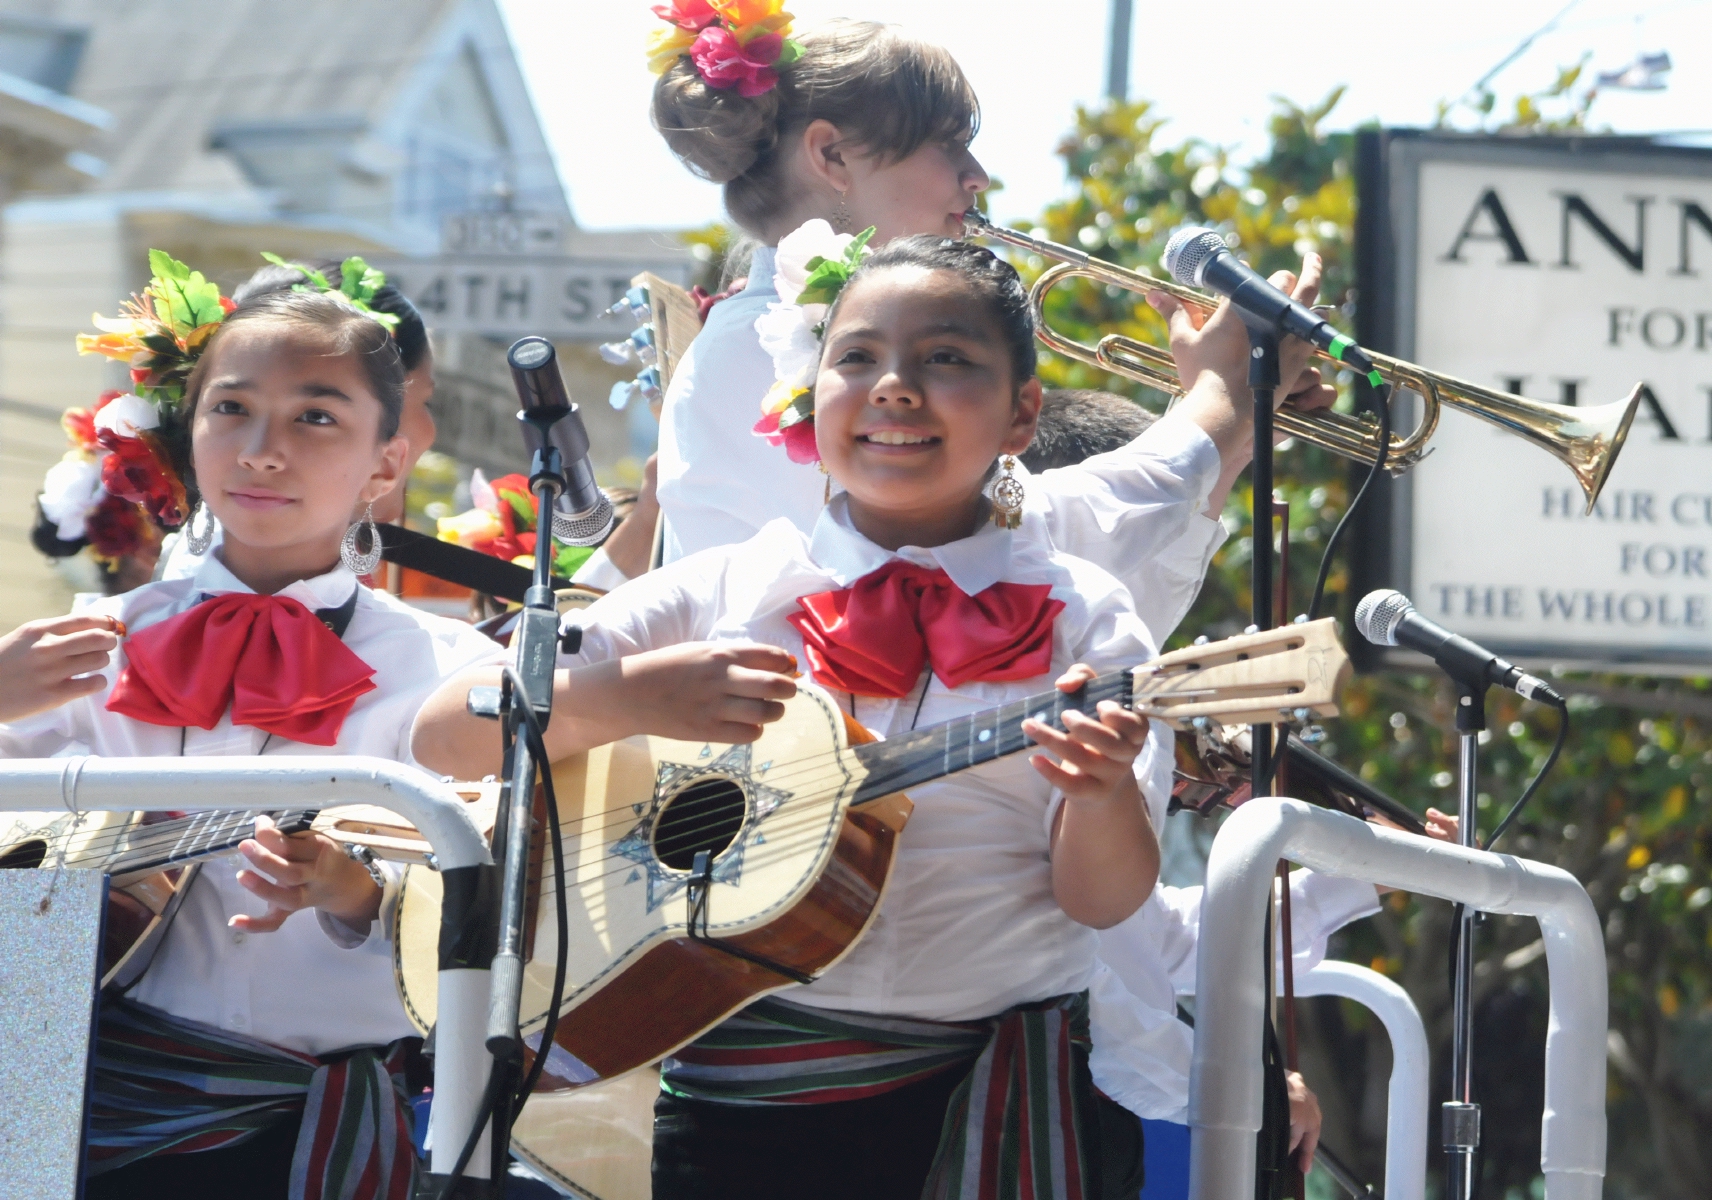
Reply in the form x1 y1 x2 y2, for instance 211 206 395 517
61 391 121 453
652 0 719 29
690 26 785 98
98 433 188 526
84 493 146 560
487 502 537 563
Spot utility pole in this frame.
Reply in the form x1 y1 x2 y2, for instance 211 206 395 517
1105 0 1132 101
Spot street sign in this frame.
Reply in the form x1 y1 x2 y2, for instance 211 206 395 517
372 255 693 341
441 211 566 256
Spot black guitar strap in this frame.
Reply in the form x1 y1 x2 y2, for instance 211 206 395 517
376 523 569 603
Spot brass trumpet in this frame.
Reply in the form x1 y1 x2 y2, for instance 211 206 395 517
964 211 1640 512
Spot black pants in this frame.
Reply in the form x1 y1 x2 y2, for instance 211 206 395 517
86 1116 299 1200
652 1058 1145 1200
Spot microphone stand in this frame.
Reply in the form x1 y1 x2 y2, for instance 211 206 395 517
1445 682 1486 1200
1246 323 1282 796
481 420 570 1193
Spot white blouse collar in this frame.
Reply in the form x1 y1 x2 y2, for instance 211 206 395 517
750 245 779 297
191 553 360 613
807 493 1016 597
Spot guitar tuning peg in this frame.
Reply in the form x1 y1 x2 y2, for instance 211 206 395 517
1299 725 1327 744
1243 625 1260 635
1293 614 1309 624
636 366 662 403
609 379 640 410
599 339 638 367
1291 708 1311 722
1193 635 1210 646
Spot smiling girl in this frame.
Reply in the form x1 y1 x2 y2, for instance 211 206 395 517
0 285 496 1200
416 237 1191 1199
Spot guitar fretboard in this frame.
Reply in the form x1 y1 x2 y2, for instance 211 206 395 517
75 809 317 878
850 671 1131 804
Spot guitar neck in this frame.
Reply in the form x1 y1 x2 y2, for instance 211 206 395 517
845 619 1350 804
850 671 1131 804
78 809 318 879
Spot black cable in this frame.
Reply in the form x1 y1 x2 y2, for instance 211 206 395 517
501 666 572 1116
1308 383 1392 622
1482 701 1570 853
433 665 574 1196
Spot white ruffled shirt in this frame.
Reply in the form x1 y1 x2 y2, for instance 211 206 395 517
0 556 498 1055
556 497 1173 1021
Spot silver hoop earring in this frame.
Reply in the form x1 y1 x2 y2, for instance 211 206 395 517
184 501 217 555
990 456 1024 530
340 503 383 576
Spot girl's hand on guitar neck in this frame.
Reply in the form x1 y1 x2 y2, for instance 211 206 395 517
411 641 799 779
0 613 123 721
230 815 383 935
1027 663 1162 929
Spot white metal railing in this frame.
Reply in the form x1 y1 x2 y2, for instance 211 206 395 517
1190 799 1606 1200
0 756 498 1183
1296 960 1430 1200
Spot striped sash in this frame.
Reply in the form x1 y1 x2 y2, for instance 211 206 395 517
86 998 416 1200
662 992 1092 1200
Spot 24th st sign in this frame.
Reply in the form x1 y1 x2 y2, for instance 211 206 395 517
369 255 693 341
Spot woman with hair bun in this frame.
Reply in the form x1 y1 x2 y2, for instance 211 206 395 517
649 14 991 559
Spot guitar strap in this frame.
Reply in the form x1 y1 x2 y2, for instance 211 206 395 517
375 522 569 602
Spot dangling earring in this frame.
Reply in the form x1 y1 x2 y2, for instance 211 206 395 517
989 456 1024 530
184 501 217 555
340 503 383 575
832 190 853 234
817 459 831 505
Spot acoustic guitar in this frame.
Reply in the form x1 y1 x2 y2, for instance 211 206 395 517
391 620 1350 1108
0 782 498 990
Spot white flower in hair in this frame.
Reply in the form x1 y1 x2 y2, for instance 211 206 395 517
92 392 161 439
772 218 859 319
39 454 105 540
756 303 821 389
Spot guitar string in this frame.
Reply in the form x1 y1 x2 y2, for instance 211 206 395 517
529 677 1154 893
7 808 322 875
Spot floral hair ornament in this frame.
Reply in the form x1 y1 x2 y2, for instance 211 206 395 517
37 390 186 562
647 0 802 98
77 249 236 408
752 219 875 465
258 253 400 333
436 470 594 582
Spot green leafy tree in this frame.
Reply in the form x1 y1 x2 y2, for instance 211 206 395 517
1015 91 1712 1200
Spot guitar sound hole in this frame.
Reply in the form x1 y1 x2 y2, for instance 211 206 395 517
0 840 46 870
653 777 747 871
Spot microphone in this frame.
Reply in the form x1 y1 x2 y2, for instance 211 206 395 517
1162 227 1382 384
1354 589 1564 705
506 336 614 547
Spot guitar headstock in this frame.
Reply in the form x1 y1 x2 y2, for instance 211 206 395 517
1130 618 1349 729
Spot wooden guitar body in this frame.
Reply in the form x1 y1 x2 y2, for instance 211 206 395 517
394 679 912 1088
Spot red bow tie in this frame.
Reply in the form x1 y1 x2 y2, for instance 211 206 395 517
788 560 1064 699
106 592 377 747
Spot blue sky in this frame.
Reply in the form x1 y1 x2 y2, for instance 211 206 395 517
500 0 1712 231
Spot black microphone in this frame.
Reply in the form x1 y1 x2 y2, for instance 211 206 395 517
1162 227 1382 387
1354 589 1565 706
506 337 614 547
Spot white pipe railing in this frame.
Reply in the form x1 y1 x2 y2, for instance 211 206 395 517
1296 960 1429 1200
0 756 497 1182
1190 799 1606 1200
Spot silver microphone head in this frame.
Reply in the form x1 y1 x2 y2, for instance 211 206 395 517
1162 226 1227 287
1354 589 1415 647
551 493 615 549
